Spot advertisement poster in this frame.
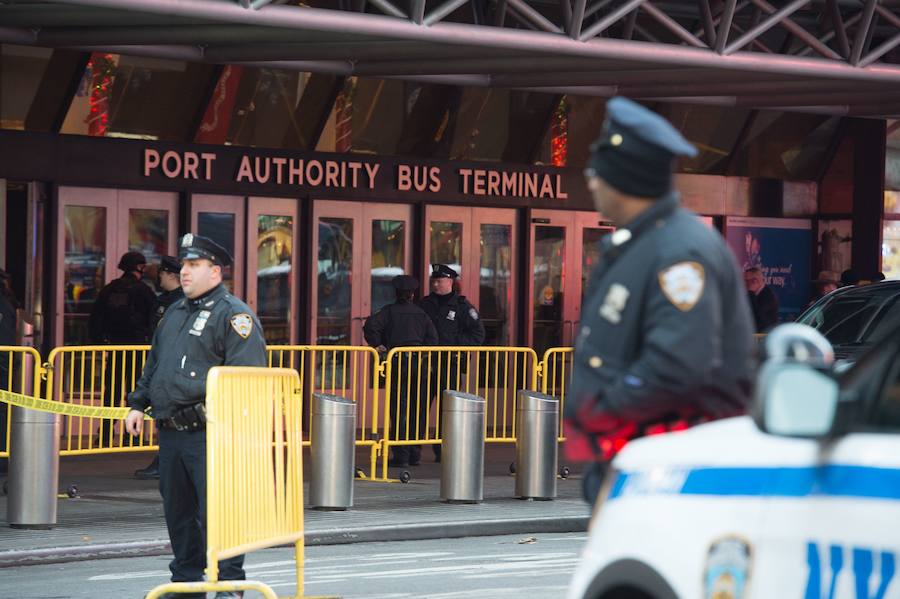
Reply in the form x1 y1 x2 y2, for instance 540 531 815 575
725 217 812 321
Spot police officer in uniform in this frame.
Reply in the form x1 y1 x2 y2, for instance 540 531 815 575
419 264 485 462
135 255 186 480
152 255 186 329
90 251 157 444
0 269 17 476
565 98 755 503
125 234 266 599
364 275 437 467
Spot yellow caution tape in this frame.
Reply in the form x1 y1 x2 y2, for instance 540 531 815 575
0 389 151 420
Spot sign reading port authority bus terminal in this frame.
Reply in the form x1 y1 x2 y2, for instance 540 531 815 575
0 130 589 209
143 149 570 200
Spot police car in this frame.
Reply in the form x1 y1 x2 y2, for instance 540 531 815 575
567 323 900 599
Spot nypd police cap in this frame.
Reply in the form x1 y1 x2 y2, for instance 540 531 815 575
431 264 459 279
159 255 181 274
586 97 698 199
179 233 233 267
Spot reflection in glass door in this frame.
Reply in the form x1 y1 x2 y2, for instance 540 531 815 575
370 217 407 315
56 187 178 346
317 216 354 346
532 225 566 355
528 210 613 354
424 206 517 346
190 195 245 296
311 201 412 347
247 197 299 345
62 204 109 345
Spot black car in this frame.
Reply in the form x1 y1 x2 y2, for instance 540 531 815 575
796 281 900 362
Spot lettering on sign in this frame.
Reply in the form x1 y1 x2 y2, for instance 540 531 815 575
141 147 569 200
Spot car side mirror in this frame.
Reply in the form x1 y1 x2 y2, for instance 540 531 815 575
753 361 840 438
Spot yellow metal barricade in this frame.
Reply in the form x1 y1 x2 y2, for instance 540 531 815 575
381 346 539 480
268 345 381 476
540 347 572 441
45 345 155 455
146 367 311 599
0 345 42 459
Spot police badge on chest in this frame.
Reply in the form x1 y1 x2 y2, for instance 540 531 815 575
599 283 630 324
189 310 211 336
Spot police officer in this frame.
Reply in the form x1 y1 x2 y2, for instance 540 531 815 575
152 255 186 329
565 97 754 502
125 234 266 599
419 264 485 461
0 269 17 476
134 255 186 480
364 275 437 467
89 251 157 344
89 251 157 444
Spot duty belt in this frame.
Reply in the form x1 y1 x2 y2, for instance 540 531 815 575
157 403 207 432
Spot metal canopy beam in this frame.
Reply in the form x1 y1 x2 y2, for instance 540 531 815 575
3 0 899 118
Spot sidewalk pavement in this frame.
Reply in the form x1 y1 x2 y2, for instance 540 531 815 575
0 445 589 568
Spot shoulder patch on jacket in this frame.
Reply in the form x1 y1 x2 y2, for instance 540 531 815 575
230 313 253 339
658 261 705 311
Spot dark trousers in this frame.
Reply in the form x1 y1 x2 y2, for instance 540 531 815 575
158 427 245 582
389 354 429 463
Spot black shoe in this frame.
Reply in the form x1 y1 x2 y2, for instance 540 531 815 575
134 456 160 480
153 593 205 599
214 592 244 598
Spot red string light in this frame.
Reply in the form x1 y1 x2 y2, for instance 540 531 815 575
550 97 569 167
85 53 115 137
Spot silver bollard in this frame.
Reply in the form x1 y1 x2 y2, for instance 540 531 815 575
515 390 559 500
440 390 485 504
7 407 60 528
309 393 356 511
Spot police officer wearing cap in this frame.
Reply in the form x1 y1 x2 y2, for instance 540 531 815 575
0 268 16 476
125 234 266 599
134 255 187 480
89 251 157 444
419 264 485 461
364 275 438 467
151 255 186 329
565 97 754 503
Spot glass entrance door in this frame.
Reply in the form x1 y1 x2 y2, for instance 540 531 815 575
424 206 517 346
247 197 299 345
189 194 245 297
528 209 613 354
56 187 177 345
311 200 412 347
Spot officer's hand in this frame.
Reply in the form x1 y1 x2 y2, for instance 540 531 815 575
125 409 145 436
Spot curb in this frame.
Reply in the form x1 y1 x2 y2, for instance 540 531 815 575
0 515 589 568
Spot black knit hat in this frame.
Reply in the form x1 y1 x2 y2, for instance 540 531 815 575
586 97 697 199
